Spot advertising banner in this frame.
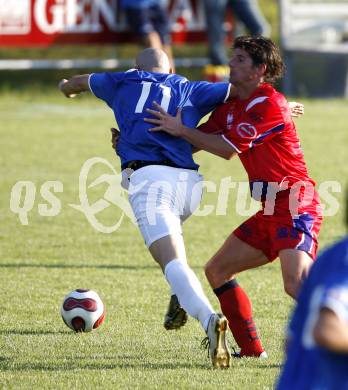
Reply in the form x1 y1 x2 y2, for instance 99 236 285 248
0 0 207 46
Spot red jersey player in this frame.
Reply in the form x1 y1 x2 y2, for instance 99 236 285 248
145 36 322 358
199 82 321 261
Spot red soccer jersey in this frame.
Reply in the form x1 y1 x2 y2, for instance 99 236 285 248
199 83 315 190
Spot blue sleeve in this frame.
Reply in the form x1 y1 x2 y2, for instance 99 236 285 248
189 81 230 116
89 72 124 107
319 240 348 322
321 279 348 322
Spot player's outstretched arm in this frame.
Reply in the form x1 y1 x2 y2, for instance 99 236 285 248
145 102 235 160
226 85 303 117
313 308 348 353
288 101 304 117
58 75 90 98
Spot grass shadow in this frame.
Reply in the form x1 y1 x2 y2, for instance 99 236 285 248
0 359 208 371
0 263 157 270
258 363 282 369
0 329 69 336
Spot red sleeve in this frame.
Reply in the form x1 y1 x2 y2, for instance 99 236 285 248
198 104 227 134
222 97 285 154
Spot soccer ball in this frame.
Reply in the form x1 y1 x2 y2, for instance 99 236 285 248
60 289 105 332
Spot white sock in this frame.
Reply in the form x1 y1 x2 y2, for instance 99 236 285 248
164 259 215 331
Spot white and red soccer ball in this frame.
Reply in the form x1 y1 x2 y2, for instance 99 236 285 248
61 289 105 332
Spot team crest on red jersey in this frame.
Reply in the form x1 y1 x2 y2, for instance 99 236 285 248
236 122 257 138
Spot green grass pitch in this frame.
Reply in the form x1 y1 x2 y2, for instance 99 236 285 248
0 88 347 389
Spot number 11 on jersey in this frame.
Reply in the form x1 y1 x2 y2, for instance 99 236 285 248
135 81 171 113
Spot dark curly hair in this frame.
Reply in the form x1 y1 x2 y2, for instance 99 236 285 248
233 36 284 84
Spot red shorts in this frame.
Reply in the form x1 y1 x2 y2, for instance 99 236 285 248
234 194 323 262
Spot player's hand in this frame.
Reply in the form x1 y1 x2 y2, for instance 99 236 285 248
58 79 76 98
289 101 304 117
111 127 120 152
145 102 184 137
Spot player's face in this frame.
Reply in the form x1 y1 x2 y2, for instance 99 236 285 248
228 48 257 85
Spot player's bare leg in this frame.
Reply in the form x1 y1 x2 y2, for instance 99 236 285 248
279 249 313 299
205 233 268 357
143 31 163 51
149 234 186 270
205 234 269 286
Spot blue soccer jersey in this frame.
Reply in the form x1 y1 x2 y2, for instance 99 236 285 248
277 237 348 390
89 69 230 170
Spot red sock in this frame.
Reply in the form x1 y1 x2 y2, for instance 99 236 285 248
214 280 264 357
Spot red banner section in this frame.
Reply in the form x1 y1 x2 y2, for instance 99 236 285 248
0 0 208 47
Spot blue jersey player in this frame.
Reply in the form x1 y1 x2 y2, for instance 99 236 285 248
88 64 230 172
59 48 232 368
277 233 348 389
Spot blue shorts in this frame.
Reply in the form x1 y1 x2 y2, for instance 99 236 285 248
124 4 171 45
